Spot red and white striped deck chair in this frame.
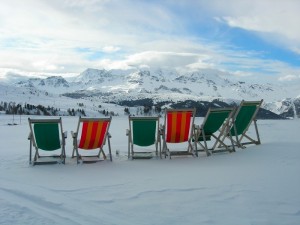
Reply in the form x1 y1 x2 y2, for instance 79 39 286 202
71 117 112 163
161 108 196 159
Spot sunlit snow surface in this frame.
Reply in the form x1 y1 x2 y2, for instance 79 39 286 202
0 114 299 225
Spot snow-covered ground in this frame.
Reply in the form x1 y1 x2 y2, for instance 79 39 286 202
0 115 299 225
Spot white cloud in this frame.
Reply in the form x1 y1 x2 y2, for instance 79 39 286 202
278 74 300 82
0 0 299 81
102 46 120 53
32 60 62 72
292 47 300 55
97 51 213 71
213 0 300 53
98 59 132 70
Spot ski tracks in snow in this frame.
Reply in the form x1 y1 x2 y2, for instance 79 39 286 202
0 179 133 225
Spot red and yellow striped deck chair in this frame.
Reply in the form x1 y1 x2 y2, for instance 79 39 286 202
161 108 196 158
71 117 112 163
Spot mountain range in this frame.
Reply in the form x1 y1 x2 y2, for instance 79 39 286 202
1 68 299 118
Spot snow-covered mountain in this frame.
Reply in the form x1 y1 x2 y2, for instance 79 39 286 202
1 68 300 118
70 68 296 102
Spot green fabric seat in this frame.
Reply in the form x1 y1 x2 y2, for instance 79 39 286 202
230 104 257 136
34 123 61 151
127 116 160 159
200 110 232 140
133 120 157 146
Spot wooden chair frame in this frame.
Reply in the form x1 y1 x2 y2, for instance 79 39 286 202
71 116 112 163
194 108 235 156
227 100 263 148
161 108 196 159
126 116 161 159
28 118 67 165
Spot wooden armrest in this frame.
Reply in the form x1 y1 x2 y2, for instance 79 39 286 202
71 131 77 138
159 124 164 135
28 132 32 140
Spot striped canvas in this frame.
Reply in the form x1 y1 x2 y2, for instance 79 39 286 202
166 111 192 143
78 121 109 149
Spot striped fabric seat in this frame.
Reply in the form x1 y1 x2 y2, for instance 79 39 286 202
78 121 109 150
166 111 193 143
162 108 196 159
72 117 112 163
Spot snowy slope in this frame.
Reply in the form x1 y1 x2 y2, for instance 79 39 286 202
0 115 299 225
1 68 299 117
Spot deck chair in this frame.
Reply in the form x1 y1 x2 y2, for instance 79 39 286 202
229 99 263 148
126 116 161 159
194 108 235 156
71 117 112 163
161 108 196 159
28 118 67 165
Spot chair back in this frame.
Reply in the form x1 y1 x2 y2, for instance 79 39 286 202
203 108 233 135
77 117 111 150
130 117 158 147
29 118 63 151
34 123 60 151
165 109 195 143
231 100 262 136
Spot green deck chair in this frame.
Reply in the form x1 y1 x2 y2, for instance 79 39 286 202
194 108 235 156
229 99 263 148
126 116 161 159
28 118 67 165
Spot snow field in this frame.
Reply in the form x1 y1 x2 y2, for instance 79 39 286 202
0 115 299 225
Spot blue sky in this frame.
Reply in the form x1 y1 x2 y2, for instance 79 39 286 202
0 0 299 83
